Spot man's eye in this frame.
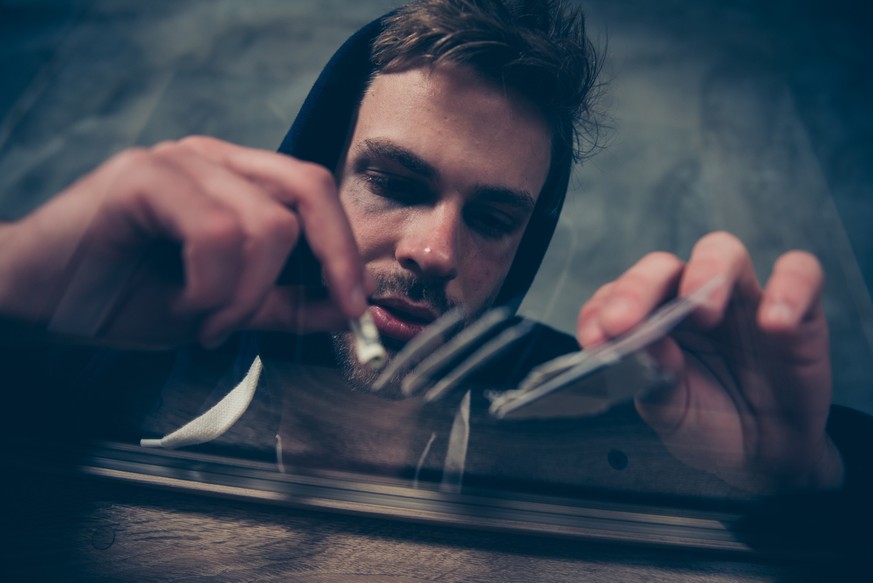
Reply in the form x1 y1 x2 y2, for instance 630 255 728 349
363 171 428 204
466 208 519 239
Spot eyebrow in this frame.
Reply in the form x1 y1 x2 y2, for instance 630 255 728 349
356 138 537 213
357 138 437 180
473 185 536 215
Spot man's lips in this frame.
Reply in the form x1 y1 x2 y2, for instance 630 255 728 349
369 298 439 342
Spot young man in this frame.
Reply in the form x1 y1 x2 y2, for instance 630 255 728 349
0 0 868 502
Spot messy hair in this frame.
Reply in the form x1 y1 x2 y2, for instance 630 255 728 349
371 0 602 162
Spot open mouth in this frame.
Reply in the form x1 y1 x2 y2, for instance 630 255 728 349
369 298 438 343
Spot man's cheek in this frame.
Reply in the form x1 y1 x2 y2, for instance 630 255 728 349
478 248 519 305
457 260 504 310
346 206 406 261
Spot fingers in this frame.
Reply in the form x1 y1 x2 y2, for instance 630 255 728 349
576 252 684 347
576 232 825 366
577 232 770 351
80 137 365 346
683 235 825 334
146 143 304 344
758 250 825 332
176 136 369 319
576 282 614 347
680 231 762 328
95 149 250 315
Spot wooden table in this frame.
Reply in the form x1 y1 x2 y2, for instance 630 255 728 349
6 467 847 582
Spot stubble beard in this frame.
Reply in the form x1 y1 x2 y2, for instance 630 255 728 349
331 270 464 400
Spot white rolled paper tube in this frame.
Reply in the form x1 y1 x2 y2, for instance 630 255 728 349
349 310 387 369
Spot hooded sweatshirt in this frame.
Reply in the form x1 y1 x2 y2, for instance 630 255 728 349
4 10 872 535
123 12 743 498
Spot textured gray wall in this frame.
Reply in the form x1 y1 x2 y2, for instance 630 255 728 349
1 0 871 413
522 0 873 414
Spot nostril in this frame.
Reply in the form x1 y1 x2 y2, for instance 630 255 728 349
398 255 422 273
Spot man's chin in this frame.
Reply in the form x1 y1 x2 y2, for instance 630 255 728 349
330 332 410 400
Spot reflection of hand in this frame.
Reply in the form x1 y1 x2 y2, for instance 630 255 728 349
0 136 371 349
576 231 844 493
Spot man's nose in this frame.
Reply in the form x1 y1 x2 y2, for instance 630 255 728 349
395 205 460 281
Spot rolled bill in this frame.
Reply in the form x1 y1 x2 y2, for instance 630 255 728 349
349 310 387 369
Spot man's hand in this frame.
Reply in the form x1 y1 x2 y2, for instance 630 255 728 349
576 231 844 493
0 136 371 349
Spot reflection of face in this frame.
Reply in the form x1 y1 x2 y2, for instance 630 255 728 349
333 64 552 392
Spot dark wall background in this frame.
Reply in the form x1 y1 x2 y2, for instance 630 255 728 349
1 0 871 413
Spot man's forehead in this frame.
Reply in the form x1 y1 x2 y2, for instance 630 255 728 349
352 65 552 201
363 64 547 124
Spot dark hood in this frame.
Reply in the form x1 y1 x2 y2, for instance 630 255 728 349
277 13 572 307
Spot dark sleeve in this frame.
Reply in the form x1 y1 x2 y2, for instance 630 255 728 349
827 403 873 499
1 339 176 443
735 404 873 561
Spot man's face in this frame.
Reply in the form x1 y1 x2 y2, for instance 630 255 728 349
334 64 552 391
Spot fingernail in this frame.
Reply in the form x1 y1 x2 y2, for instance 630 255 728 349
578 321 604 347
603 298 633 321
765 302 795 326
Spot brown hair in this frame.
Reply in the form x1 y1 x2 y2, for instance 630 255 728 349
371 0 602 163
